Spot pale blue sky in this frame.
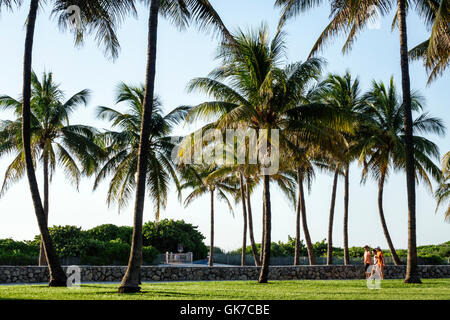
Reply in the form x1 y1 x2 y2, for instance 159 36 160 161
0 1 448 252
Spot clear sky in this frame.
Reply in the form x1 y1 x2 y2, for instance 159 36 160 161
0 1 448 252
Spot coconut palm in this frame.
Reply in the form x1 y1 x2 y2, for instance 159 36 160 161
180 164 235 267
119 0 236 293
93 82 186 221
359 77 445 265
316 72 366 264
185 24 353 281
275 0 444 283
1 0 135 287
202 141 297 267
409 0 449 84
281 74 357 266
435 151 450 221
244 172 261 266
293 157 316 265
0 70 100 266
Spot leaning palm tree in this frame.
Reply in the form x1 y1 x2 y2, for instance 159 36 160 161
119 0 236 293
1 0 135 286
275 0 440 284
180 164 235 267
435 151 450 222
93 82 186 221
185 24 352 281
0 70 100 266
359 77 445 265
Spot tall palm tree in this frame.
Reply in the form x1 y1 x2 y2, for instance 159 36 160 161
181 164 235 267
275 0 443 283
435 151 450 222
409 0 449 84
185 24 352 281
294 159 316 265
244 172 261 266
93 82 186 221
0 71 99 266
326 161 340 265
1 0 135 287
359 77 445 265
206 158 297 267
316 72 365 265
118 0 236 293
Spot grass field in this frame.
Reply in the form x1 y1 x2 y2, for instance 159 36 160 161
0 279 449 300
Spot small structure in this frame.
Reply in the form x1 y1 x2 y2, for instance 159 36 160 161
165 251 193 264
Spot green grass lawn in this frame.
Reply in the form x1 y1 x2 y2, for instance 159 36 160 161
0 279 449 300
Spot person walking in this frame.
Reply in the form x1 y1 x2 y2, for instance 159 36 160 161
370 248 378 277
376 247 385 280
364 246 372 278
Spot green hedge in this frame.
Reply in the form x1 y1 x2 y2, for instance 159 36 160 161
0 219 209 265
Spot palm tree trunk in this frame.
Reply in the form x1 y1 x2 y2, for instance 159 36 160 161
240 173 247 266
209 189 214 267
294 170 301 266
260 192 266 264
22 0 66 287
119 0 160 293
327 165 339 265
378 171 402 265
298 168 316 265
343 163 350 265
246 178 261 266
39 150 49 266
258 174 271 283
397 0 420 283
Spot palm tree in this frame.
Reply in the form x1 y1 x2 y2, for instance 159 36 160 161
205 156 297 267
294 159 316 265
244 172 261 266
93 82 186 221
359 77 445 265
118 0 235 293
180 164 235 267
316 72 365 265
409 0 449 84
0 71 99 266
275 0 443 284
435 151 450 222
1 0 135 287
185 24 352 281
326 161 340 265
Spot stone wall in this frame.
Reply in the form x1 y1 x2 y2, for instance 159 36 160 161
0 265 449 284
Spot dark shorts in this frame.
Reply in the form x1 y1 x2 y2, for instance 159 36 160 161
364 263 371 271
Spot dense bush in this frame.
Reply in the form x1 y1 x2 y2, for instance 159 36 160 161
229 238 335 258
418 254 445 265
143 219 208 260
0 239 39 265
1 224 160 265
86 224 133 245
0 238 39 256
33 225 88 258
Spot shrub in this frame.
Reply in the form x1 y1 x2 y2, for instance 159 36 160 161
143 219 208 260
142 245 159 264
0 238 39 257
86 224 133 245
418 254 444 265
41 225 89 258
0 252 37 265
